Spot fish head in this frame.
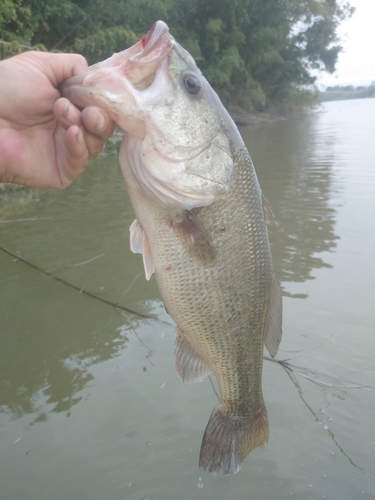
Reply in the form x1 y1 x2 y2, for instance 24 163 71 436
60 21 172 137
61 21 238 209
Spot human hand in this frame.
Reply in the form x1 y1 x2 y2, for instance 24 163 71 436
0 51 115 189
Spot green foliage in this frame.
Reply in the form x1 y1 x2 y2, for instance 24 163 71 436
74 26 138 63
104 138 122 155
0 0 355 111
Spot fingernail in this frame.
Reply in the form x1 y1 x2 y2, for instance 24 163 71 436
63 100 69 117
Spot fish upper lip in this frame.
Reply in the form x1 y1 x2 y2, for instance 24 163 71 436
140 21 170 56
61 21 173 94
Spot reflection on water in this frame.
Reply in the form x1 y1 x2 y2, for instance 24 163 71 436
0 184 45 221
0 243 170 421
0 163 167 422
283 367 370 474
1 99 375 499
241 114 339 296
0 254 128 420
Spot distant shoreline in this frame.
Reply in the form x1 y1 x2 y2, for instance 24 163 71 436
319 85 375 102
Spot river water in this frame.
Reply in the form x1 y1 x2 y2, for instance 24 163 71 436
1 98 374 499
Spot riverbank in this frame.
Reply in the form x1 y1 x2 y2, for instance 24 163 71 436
320 87 375 102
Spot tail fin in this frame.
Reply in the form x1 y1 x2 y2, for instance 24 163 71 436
199 404 269 476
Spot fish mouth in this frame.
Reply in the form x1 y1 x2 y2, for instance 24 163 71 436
60 21 174 135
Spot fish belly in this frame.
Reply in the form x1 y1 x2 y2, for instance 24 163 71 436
124 147 275 475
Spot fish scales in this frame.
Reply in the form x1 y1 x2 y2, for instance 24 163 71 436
122 137 274 473
60 20 282 476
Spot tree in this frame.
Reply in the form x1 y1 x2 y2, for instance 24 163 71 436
0 0 354 111
179 0 354 110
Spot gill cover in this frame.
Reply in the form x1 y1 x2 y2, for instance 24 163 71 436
124 44 234 209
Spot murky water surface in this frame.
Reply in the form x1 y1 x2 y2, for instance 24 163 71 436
1 99 374 499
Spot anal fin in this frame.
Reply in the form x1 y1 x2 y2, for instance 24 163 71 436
174 328 212 383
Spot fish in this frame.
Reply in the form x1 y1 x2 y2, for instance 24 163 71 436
61 20 282 476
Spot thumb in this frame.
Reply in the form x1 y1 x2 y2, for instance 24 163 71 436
37 52 89 87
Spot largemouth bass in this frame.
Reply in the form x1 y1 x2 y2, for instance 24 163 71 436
61 21 282 476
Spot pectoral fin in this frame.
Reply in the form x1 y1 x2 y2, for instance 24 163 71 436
263 277 283 357
129 219 155 280
174 328 212 383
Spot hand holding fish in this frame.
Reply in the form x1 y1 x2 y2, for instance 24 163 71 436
0 51 114 188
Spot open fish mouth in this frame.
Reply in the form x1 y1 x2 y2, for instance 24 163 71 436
60 21 173 114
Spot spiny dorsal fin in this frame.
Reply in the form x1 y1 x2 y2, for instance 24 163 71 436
262 193 279 227
174 328 212 383
263 277 283 357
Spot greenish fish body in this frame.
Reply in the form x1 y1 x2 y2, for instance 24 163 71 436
61 21 282 475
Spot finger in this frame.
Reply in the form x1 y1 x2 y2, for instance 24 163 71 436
81 106 115 142
82 130 105 159
58 125 89 185
53 98 82 130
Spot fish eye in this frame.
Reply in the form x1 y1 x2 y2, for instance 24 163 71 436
183 73 201 95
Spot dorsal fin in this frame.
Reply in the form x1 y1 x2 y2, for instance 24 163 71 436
262 193 279 227
263 277 283 357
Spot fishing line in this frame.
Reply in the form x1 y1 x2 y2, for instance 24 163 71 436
168 0 213 26
0 244 165 322
51 10 94 51
3 241 370 386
